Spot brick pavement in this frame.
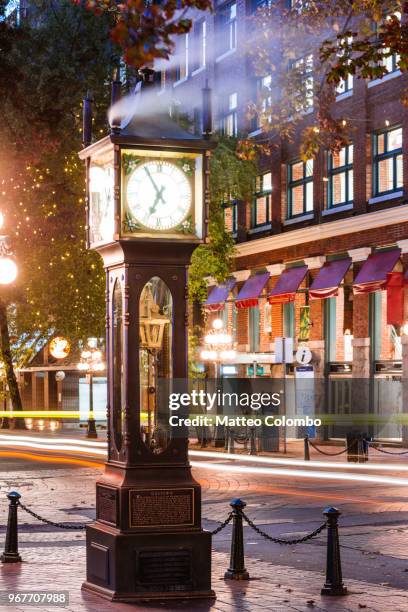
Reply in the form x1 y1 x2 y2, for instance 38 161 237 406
3 449 408 608
2 539 408 612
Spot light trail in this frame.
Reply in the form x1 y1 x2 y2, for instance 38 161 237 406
0 439 106 456
2 435 408 485
190 461 408 486
189 449 408 472
0 451 103 469
0 434 107 447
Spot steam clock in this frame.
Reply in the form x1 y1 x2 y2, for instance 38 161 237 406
79 74 215 601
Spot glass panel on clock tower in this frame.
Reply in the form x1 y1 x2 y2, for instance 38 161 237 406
89 148 114 247
121 148 204 240
139 277 173 454
112 280 123 452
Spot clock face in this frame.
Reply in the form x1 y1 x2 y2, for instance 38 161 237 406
89 165 114 245
126 160 192 231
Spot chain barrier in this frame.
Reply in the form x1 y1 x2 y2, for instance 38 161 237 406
308 439 349 456
368 442 408 456
18 502 88 530
209 511 233 535
233 435 249 445
240 509 326 544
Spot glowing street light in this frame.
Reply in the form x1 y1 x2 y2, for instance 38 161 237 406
200 318 236 447
200 318 236 364
77 341 105 438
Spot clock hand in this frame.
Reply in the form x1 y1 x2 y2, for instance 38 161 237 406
144 167 165 204
149 185 166 214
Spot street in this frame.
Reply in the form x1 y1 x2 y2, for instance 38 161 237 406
2 435 408 610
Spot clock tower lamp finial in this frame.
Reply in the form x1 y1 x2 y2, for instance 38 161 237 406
202 79 212 140
82 90 93 148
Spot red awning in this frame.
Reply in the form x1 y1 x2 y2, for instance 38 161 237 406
353 249 401 294
309 259 352 300
387 272 404 326
268 266 308 304
204 278 236 312
235 272 270 309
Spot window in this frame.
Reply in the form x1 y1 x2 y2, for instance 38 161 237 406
287 159 313 218
249 306 260 352
216 2 236 58
335 37 353 95
251 75 272 130
192 20 206 72
381 12 401 75
223 200 238 234
252 0 273 10
327 144 353 208
219 92 238 136
373 127 402 197
252 172 272 227
175 34 189 82
283 302 295 338
290 54 313 111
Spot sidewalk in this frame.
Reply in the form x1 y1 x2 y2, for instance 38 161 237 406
2 537 408 611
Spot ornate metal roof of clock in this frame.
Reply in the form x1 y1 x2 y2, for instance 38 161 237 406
114 112 215 150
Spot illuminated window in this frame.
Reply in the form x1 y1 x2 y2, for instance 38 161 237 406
223 200 238 234
219 92 238 136
252 172 272 227
373 127 402 196
287 159 313 218
327 144 353 208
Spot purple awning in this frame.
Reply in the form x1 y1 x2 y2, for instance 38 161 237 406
235 272 270 309
354 249 401 294
309 259 352 300
268 266 308 304
204 278 236 311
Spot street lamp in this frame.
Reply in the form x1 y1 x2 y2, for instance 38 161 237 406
0 212 18 430
200 318 236 369
200 318 236 446
139 282 170 450
77 341 105 438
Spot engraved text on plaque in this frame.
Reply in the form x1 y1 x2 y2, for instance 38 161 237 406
129 488 194 528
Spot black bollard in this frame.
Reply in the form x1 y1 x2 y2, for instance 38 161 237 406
321 507 347 596
1 491 22 563
224 498 250 581
200 425 208 448
249 427 257 455
304 435 310 461
224 427 229 451
228 429 235 454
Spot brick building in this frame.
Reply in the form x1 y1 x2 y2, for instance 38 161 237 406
159 2 408 441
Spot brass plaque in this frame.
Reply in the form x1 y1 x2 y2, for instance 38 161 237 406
129 488 194 528
96 485 118 526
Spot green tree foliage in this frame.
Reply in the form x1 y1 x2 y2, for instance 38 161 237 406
189 136 257 304
71 0 213 67
249 1 408 158
0 1 118 411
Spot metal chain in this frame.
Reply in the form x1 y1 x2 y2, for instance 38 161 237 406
210 512 233 535
18 502 88 530
233 435 249 445
368 443 408 456
308 439 349 456
240 510 326 545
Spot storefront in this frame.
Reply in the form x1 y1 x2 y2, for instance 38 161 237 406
203 245 407 442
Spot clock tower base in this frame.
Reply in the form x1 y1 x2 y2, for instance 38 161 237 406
82 525 214 602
